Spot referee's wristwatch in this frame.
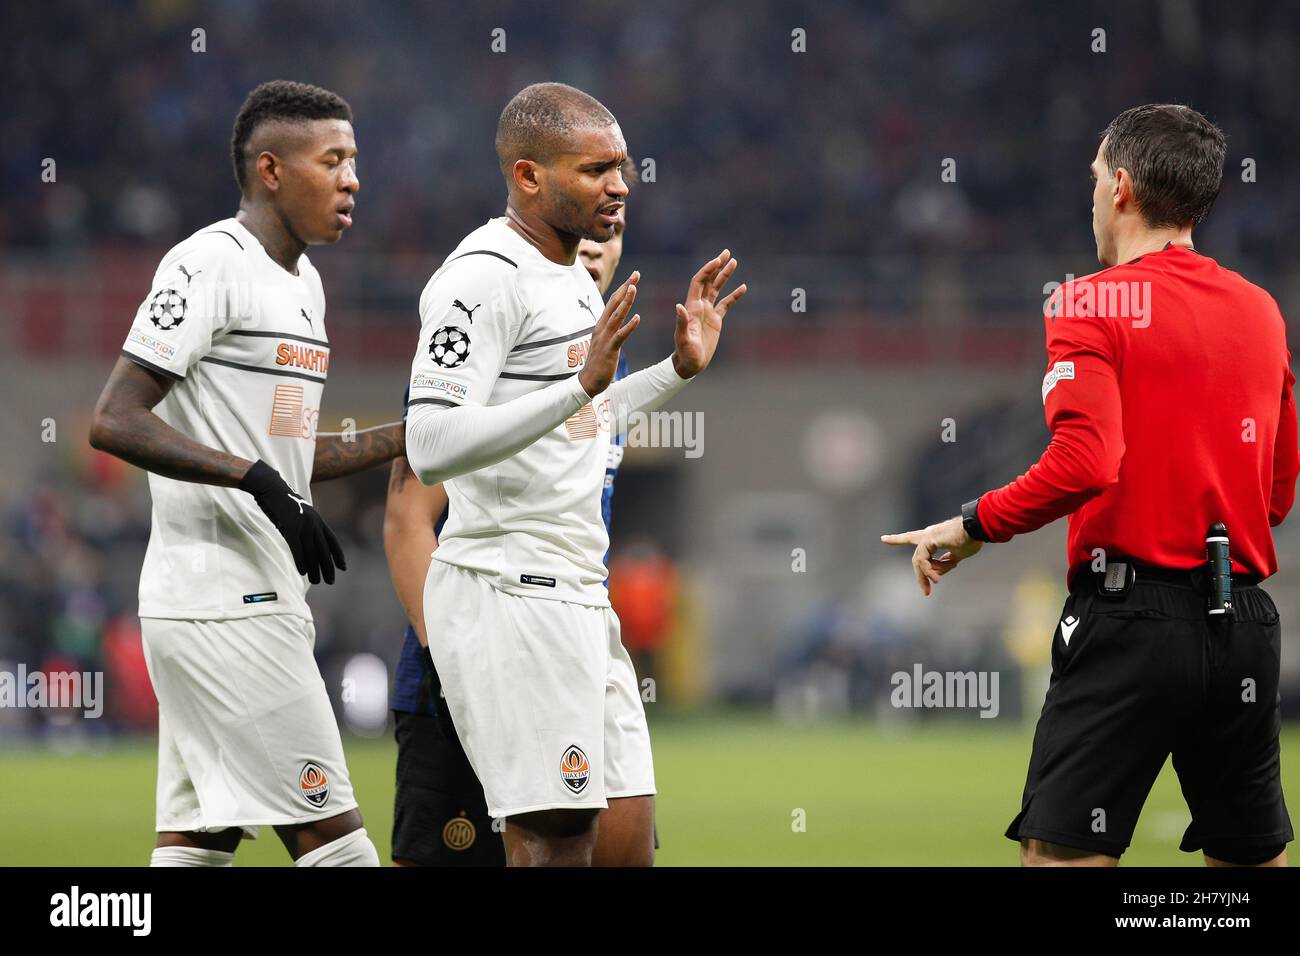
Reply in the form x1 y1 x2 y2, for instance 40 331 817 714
961 497 992 543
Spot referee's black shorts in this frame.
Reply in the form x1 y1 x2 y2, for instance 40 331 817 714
1005 567 1293 863
392 658 505 867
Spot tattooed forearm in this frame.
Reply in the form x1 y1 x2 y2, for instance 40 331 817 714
312 422 406 483
102 418 253 485
89 356 252 486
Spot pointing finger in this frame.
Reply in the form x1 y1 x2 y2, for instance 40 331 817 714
880 531 919 546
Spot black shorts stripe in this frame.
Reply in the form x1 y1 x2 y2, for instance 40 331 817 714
121 349 184 382
448 249 518 268
228 329 330 348
202 229 244 250
510 324 596 352
499 370 578 382
199 355 326 384
408 397 460 408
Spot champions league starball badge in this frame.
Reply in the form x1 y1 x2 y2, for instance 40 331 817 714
430 325 470 369
147 288 187 330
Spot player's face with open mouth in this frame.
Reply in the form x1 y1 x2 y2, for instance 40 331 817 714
546 124 629 243
281 118 359 245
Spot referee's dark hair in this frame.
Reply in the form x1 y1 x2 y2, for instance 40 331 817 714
1101 104 1227 229
231 80 353 193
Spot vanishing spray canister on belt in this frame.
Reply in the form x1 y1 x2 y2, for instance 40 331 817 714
1206 522 1233 617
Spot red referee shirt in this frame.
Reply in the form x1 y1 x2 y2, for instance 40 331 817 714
977 243 1298 582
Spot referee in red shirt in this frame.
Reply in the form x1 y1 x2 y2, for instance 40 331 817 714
884 104 1296 867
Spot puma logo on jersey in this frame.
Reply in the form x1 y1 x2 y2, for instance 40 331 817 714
300 308 313 329
1060 615 1079 645
178 264 202 285
452 299 481 323
577 298 594 316
288 493 308 514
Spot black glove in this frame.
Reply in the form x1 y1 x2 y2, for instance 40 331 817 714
239 459 347 585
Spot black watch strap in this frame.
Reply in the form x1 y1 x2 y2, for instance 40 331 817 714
962 497 991 543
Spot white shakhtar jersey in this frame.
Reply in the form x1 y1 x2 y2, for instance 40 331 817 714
408 218 614 607
120 217 329 621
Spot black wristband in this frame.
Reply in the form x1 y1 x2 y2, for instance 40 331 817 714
238 459 287 497
961 497 991 543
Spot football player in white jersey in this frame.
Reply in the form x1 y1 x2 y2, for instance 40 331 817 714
404 83 746 866
89 81 404 867
384 196 635 868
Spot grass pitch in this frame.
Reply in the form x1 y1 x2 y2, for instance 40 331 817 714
3 716 1296 866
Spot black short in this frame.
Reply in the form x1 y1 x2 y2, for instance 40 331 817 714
392 706 505 867
1005 571 1293 861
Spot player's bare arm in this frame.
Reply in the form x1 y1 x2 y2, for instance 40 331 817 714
383 456 446 647
671 249 748 379
880 517 983 596
92 355 348 585
312 421 405 482
90 356 254 485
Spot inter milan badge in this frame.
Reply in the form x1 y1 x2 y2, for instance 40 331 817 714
442 814 477 851
430 325 470 369
148 288 186 330
298 761 330 807
559 744 590 794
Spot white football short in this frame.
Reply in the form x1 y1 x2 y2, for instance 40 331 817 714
424 559 656 818
141 614 358 836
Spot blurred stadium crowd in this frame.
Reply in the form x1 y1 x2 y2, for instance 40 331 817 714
5 1 1299 266
3 0 1300 738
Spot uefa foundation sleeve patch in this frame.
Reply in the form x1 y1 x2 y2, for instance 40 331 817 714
1042 361 1075 403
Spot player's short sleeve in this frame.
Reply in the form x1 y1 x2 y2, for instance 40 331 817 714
408 256 524 410
120 234 245 381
